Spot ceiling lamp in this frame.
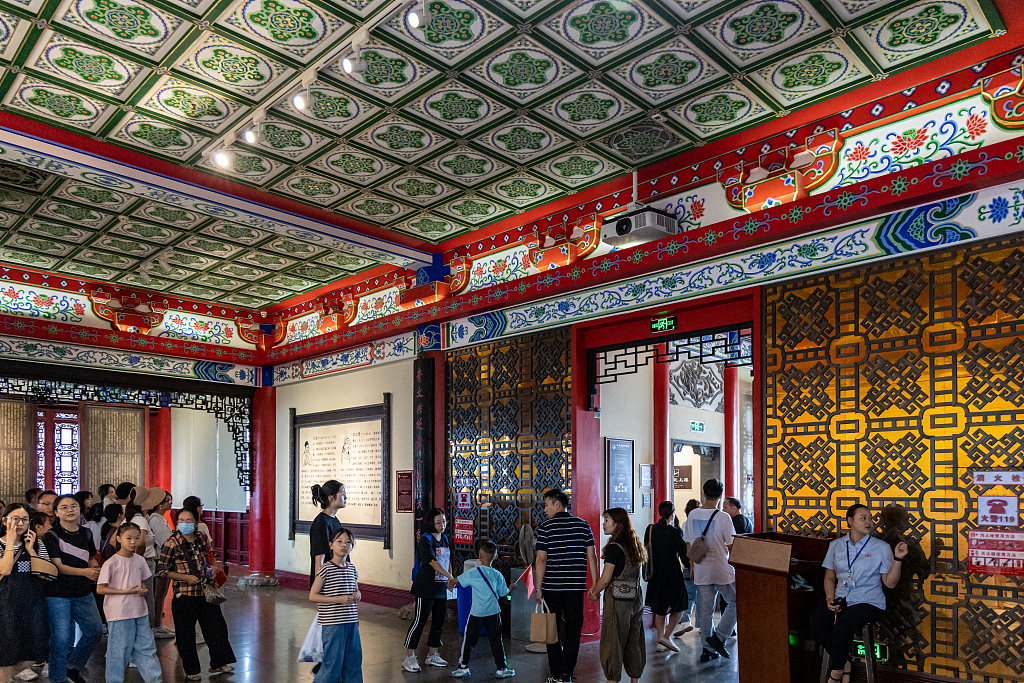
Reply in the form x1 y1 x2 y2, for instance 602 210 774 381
408 0 427 28
241 107 266 144
213 148 232 168
292 72 316 110
342 28 368 74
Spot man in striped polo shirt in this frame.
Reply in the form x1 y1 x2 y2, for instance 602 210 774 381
533 488 598 683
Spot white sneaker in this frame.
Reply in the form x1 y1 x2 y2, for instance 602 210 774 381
655 642 669 652
426 653 448 667
496 668 516 678
403 655 422 672
14 669 38 681
451 667 470 677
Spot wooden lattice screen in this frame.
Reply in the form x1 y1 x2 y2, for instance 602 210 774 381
764 234 1024 681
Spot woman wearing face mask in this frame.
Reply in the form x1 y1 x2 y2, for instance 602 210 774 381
157 508 236 680
0 503 57 683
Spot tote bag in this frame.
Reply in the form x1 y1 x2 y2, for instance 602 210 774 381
531 599 559 644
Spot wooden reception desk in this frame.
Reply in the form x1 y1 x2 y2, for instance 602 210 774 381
730 532 831 683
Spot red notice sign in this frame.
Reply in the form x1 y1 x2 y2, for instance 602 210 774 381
454 518 474 546
968 530 1024 576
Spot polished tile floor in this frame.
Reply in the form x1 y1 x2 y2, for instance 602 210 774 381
72 584 739 683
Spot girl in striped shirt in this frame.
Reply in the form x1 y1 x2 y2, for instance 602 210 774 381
309 528 362 683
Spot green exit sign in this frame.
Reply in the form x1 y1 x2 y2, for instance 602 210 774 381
691 420 705 432
651 315 677 333
853 641 888 662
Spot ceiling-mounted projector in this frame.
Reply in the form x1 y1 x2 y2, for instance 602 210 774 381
600 205 679 247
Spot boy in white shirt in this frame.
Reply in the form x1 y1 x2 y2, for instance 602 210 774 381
682 479 736 662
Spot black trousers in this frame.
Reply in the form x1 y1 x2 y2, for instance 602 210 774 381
405 597 447 649
544 591 585 682
809 600 885 670
459 613 505 669
171 594 237 675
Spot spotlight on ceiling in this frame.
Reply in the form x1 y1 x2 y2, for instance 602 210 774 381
292 88 307 110
343 28 368 74
292 73 317 110
240 107 266 145
139 270 152 285
408 0 427 28
213 149 232 168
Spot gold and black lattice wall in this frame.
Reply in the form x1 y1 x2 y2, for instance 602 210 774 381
446 328 572 577
764 234 1024 682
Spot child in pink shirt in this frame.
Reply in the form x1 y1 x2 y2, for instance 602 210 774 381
97 523 162 683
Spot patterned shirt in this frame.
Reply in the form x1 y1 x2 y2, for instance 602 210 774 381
316 560 359 625
156 531 210 598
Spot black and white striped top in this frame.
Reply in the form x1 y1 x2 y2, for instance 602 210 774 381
535 511 595 592
316 560 359 625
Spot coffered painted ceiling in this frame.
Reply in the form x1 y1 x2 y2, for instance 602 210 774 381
0 0 1005 307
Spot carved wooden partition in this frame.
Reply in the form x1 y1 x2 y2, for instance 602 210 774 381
764 234 1024 682
446 328 572 576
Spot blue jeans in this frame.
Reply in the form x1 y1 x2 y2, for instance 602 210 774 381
696 583 737 643
47 595 103 682
313 623 362 683
106 616 162 683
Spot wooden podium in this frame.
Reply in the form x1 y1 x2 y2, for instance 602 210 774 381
730 532 831 683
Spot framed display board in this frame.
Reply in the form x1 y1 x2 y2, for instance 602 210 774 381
289 395 392 547
606 437 634 513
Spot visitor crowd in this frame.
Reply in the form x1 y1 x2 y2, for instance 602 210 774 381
1 484 234 683
7 477 901 683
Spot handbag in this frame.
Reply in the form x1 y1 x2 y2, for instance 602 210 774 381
686 510 719 564
641 525 654 582
609 543 640 601
203 582 226 605
530 599 559 644
297 617 324 663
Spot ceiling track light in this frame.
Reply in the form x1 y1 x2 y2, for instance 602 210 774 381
292 72 316 110
342 27 369 74
213 147 232 168
241 107 267 145
408 0 427 28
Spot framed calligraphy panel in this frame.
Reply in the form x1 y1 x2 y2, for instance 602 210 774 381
289 394 392 547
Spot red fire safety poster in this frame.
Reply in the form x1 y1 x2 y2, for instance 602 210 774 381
968 529 1024 576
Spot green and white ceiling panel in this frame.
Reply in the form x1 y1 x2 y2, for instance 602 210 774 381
0 0 1004 252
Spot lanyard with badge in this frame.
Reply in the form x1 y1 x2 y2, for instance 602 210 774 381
844 538 866 589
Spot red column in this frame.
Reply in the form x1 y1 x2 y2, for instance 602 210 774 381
249 386 276 575
571 325 602 640
147 408 172 491
723 366 741 498
653 345 671 507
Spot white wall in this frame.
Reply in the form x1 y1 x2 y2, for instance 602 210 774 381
275 359 414 590
669 403 724 512
598 363 656 596
170 408 247 512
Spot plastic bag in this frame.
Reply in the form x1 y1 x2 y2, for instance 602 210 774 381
297 618 324 663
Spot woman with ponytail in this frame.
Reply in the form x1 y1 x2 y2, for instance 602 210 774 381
309 480 346 588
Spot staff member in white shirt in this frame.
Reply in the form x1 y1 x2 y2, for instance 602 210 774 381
811 504 907 683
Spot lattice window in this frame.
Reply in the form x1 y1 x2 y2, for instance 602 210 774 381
3 379 252 487
446 328 572 577
53 420 79 495
763 234 1024 683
